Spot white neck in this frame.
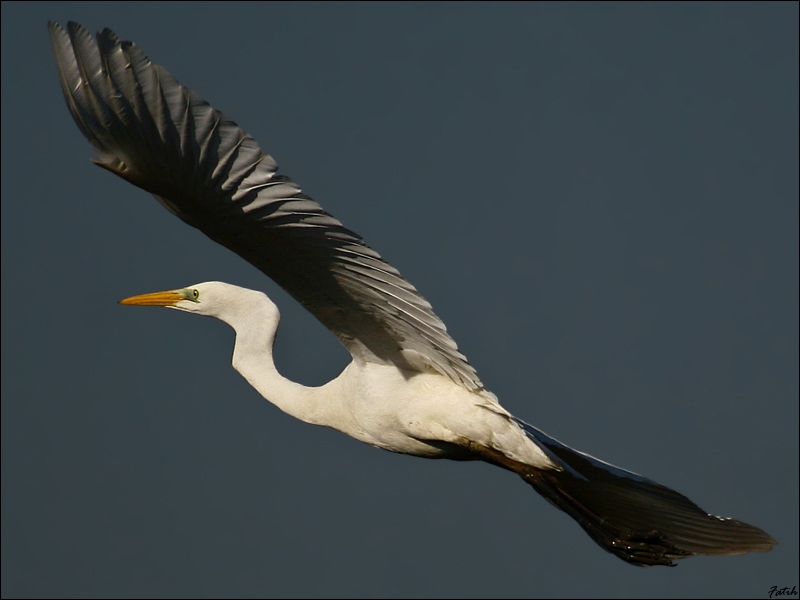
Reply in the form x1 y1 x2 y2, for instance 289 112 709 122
221 298 325 426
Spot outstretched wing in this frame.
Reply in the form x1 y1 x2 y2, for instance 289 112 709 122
517 420 777 566
49 21 482 391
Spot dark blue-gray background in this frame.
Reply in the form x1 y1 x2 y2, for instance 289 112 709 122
2 2 797 598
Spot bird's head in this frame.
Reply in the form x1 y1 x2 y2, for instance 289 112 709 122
119 281 278 325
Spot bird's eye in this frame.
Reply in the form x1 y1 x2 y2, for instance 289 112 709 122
192 289 200 300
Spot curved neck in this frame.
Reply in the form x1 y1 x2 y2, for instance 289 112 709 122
225 303 325 426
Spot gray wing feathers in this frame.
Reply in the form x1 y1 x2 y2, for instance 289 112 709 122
49 21 482 391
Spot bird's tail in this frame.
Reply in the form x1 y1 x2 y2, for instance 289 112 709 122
514 420 777 566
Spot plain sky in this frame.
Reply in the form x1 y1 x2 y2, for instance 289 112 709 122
2 2 798 598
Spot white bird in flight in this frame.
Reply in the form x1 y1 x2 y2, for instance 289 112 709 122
49 21 776 567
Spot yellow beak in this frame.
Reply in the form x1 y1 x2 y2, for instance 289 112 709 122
119 289 184 306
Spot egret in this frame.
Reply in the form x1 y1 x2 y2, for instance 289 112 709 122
49 21 776 567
